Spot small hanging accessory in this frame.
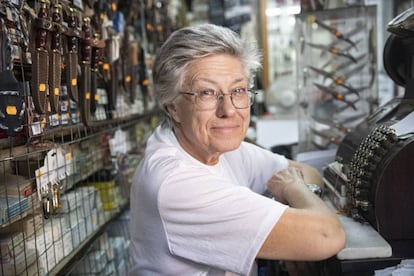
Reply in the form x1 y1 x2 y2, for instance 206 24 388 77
41 185 51 219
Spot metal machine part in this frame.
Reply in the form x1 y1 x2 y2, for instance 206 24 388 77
323 7 414 256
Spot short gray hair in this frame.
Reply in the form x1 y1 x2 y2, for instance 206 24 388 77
152 23 262 128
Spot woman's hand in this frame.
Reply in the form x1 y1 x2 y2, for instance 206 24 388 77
266 167 305 204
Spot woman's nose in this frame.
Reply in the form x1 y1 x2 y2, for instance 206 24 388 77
216 94 236 116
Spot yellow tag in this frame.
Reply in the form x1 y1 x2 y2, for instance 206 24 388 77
65 153 71 161
41 117 47 128
6 105 17 115
36 169 43 178
103 63 110 71
54 87 59 95
125 75 131 83
143 79 149 86
71 78 77 86
307 15 316 24
95 94 100 101
86 92 91 100
39 83 46 92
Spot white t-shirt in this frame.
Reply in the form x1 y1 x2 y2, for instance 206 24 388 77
129 126 289 276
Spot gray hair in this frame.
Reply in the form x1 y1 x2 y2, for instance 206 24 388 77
152 23 262 128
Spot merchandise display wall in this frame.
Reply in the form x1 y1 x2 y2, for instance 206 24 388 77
0 0 176 274
295 5 379 152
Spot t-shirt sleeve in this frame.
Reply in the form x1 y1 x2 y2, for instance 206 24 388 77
158 168 288 275
226 142 289 194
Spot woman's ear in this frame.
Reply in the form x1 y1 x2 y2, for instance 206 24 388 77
165 103 181 123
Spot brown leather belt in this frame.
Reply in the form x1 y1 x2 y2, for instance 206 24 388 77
122 27 134 103
48 3 63 113
138 45 149 107
91 31 105 114
130 41 140 103
31 0 52 114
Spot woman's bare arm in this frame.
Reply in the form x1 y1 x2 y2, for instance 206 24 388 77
288 160 323 187
257 167 345 261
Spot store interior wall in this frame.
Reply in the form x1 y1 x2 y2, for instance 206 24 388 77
264 0 400 116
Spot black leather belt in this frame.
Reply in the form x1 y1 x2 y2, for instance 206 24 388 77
79 16 92 126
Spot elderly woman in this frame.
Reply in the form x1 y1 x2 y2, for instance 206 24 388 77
129 23 345 275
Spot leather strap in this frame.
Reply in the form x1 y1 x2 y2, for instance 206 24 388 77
0 18 11 72
122 27 134 102
31 0 51 114
138 45 149 107
79 17 92 126
130 41 140 102
48 3 63 113
90 55 98 114
64 7 80 102
91 32 105 113
34 17 53 31
106 36 119 112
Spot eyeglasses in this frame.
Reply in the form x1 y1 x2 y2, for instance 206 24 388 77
179 88 256 110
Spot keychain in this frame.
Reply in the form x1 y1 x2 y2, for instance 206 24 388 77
41 185 51 219
41 182 61 219
51 182 60 211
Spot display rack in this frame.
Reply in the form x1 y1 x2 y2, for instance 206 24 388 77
295 5 378 152
0 111 160 275
0 0 175 274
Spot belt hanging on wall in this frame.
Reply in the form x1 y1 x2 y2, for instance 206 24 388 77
79 16 92 126
64 7 80 103
31 0 52 114
90 13 106 114
48 3 63 114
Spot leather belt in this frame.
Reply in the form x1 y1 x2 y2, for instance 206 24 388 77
79 16 92 126
48 3 63 113
90 12 106 114
64 7 80 102
91 32 105 114
130 41 140 103
122 27 134 103
138 45 149 108
106 35 119 113
90 33 99 114
31 0 52 114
